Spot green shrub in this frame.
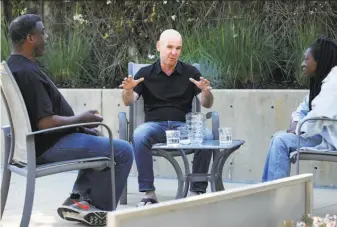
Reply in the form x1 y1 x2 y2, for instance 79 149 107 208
2 1 336 89
40 24 90 88
180 14 278 88
1 19 11 61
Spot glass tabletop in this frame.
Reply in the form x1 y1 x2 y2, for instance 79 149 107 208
152 140 245 150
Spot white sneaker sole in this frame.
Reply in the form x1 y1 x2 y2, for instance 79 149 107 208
57 206 107 226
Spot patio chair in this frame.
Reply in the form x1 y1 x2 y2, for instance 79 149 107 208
0 61 116 227
118 62 220 204
290 117 337 174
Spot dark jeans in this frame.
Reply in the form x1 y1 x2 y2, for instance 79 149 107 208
132 121 213 193
36 133 133 211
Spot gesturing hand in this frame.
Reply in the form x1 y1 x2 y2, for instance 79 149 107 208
119 75 144 90
189 77 212 92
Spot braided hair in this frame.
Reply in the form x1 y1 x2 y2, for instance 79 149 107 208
308 37 337 110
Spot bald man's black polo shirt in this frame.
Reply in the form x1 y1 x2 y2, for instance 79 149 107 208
133 60 202 122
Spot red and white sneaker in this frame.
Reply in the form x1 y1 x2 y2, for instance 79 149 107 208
57 197 107 226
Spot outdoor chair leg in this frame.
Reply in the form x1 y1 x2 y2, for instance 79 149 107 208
120 184 127 205
0 166 11 218
20 170 36 227
1 126 12 218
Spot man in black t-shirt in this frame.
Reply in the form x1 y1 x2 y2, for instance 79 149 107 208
7 14 133 226
120 29 214 206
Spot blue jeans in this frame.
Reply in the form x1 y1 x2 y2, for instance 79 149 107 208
262 131 322 182
36 133 133 211
132 121 213 193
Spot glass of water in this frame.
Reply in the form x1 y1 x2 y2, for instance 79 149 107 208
166 130 180 146
177 126 190 144
219 127 232 145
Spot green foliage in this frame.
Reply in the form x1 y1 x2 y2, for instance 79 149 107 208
40 24 90 88
288 22 325 87
180 14 279 88
2 1 337 89
1 19 11 61
268 1 336 88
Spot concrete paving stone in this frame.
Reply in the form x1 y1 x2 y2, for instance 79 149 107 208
1 172 336 226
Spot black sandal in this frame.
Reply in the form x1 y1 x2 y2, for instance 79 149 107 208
137 198 158 207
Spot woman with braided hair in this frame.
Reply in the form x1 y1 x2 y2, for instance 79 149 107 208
262 37 337 182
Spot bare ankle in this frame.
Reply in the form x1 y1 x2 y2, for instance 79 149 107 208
188 191 201 196
144 191 157 199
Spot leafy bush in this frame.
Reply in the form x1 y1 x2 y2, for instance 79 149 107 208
40 24 90 88
2 1 337 89
180 14 279 88
1 19 11 61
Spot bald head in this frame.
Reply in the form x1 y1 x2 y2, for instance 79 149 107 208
157 29 183 68
159 29 182 43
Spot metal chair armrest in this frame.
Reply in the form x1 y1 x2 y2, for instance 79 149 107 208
295 117 337 174
26 122 116 210
26 122 107 136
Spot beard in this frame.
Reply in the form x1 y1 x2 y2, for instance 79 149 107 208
33 45 45 57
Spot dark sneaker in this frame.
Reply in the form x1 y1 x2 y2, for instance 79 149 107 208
57 197 107 226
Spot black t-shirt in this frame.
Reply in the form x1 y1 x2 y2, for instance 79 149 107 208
7 54 77 157
133 60 202 122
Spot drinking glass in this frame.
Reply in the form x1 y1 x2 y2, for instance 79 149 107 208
166 130 180 146
219 127 232 145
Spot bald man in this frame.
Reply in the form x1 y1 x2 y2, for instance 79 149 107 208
120 29 214 206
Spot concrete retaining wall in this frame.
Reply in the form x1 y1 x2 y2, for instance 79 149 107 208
108 174 313 227
1 89 337 187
